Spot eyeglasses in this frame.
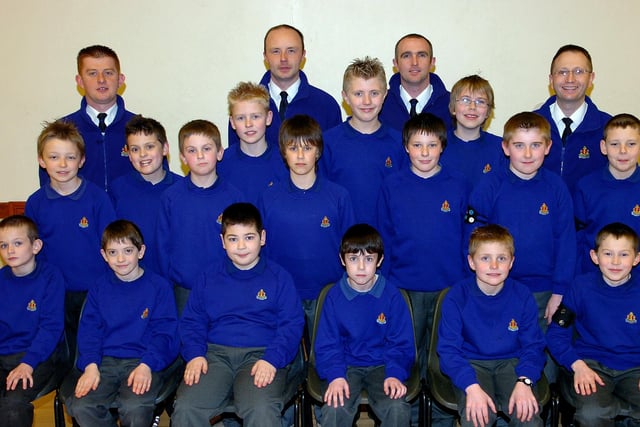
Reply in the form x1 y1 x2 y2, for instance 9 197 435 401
456 97 489 108
553 68 592 77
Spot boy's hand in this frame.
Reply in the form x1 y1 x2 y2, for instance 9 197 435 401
544 294 563 325
6 363 34 391
508 381 539 422
251 359 276 388
383 377 407 399
571 359 604 395
324 377 350 408
75 363 100 398
183 356 208 386
127 363 152 395
465 383 496 427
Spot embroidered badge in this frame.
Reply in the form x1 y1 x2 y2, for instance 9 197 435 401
26 299 37 312
376 312 387 325
320 216 331 228
538 203 549 215
626 312 637 324
256 289 267 301
384 157 393 168
578 146 590 159
508 318 519 331
632 205 640 217
440 200 451 213
216 213 223 225
78 216 89 228
141 308 149 319
121 144 129 157
482 163 492 174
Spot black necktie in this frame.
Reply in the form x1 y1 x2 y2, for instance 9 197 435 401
279 91 288 121
97 113 107 132
409 99 418 118
561 117 573 144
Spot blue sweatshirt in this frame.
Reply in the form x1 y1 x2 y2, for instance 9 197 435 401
26 179 116 291
155 175 242 290
0 262 65 369
467 167 576 295
574 167 640 274
379 72 452 132
110 168 182 275
227 71 342 146
314 274 415 383
438 277 546 391
321 120 406 225
180 256 304 369
377 167 469 291
547 272 640 371
77 270 178 372
258 176 355 300
535 96 611 192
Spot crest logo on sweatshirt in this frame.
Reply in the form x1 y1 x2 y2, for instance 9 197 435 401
507 318 519 331
121 144 129 157
78 216 89 228
384 157 393 168
538 203 549 216
320 216 331 228
632 205 640 217
440 200 451 213
376 312 387 325
141 308 149 319
256 289 267 301
26 299 37 312
483 163 492 174
626 312 637 324
578 146 590 160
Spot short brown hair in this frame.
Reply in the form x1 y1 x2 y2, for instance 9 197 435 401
339 223 384 261
278 115 323 166
342 56 387 92
125 115 168 145
77 45 120 74
603 113 640 141
227 82 270 115
594 222 640 253
178 119 222 153
37 120 85 158
394 33 433 59
101 220 144 251
502 112 551 145
449 75 495 120
550 44 592 74
221 203 263 235
0 215 39 243
468 224 515 257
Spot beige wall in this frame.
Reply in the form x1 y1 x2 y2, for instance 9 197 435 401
1 0 637 200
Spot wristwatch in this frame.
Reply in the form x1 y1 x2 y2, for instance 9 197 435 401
516 377 533 387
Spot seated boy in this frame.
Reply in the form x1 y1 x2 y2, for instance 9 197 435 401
547 222 640 426
0 215 65 427
110 115 181 275
314 223 415 426
65 219 179 426
321 57 406 225
438 224 546 427
25 120 116 354
574 113 640 274
218 81 289 205
172 203 304 427
440 75 505 188
155 119 242 312
258 114 355 327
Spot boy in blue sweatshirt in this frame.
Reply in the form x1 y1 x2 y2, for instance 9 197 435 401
172 203 304 427
26 120 116 356
218 81 288 205
110 115 181 275
547 222 640 426
574 114 640 274
321 57 406 225
65 220 179 427
0 215 65 427
438 225 546 427
155 119 242 313
314 224 415 426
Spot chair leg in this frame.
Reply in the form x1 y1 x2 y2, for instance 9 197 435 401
301 387 311 427
54 390 65 427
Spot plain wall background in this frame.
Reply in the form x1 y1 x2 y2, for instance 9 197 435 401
1 0 638 201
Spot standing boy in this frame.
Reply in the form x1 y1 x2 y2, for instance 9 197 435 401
66 220 179 427
321 57 406 225
438 225 546 427
155 119 242 312
314 223 415 426
0 215 65 427
110 115 181 275
172 203 304 427
547 222 640 426
26 120 116 354
574 114 640 274
218 82 288 205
